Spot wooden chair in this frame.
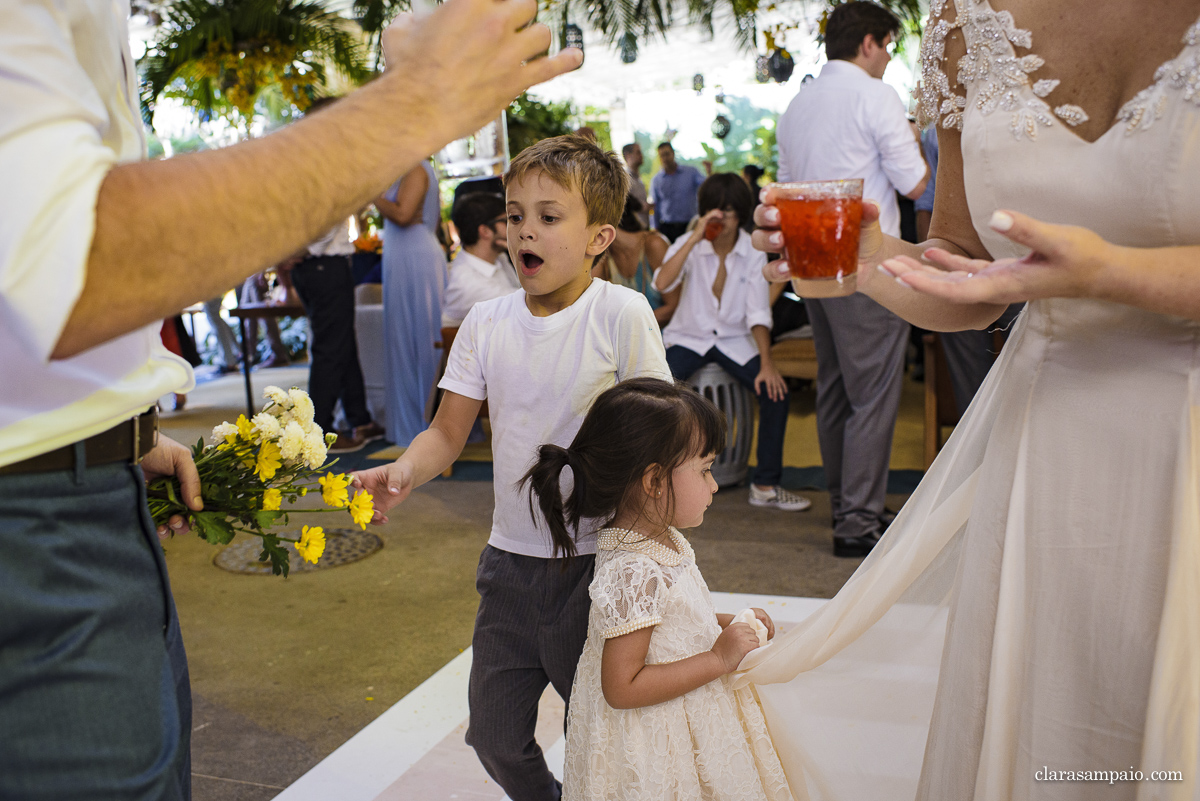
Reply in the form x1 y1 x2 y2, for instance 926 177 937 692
769 335 819 381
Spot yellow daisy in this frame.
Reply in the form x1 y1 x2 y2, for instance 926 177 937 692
319 472 350 508
262 488 282 511
348 490 374 530
235 414 256 443
295 525 326 564
255 440 283 481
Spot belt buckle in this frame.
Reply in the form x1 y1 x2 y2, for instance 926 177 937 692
132 408 158 466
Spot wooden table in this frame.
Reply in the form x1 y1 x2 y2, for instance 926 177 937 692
227 302 306 417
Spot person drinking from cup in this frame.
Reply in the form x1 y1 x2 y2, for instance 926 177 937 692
653 173 811 514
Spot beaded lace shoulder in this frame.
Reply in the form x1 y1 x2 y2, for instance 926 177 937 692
920 0 1200 140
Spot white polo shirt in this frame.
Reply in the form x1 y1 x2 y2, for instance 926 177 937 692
776 60 926 238
441 250 520 327
655 229 772 366
0 0 192 467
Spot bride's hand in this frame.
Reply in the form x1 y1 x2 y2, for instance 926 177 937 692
752 187 886 288
877 210 1111 305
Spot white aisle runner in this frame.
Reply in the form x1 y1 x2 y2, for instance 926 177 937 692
274 592 826 801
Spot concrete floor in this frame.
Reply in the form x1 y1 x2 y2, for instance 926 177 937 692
160 364 924 799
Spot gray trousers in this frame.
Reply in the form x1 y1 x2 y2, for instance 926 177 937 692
808 294 909 540
0 457 190 800
465 545 594 801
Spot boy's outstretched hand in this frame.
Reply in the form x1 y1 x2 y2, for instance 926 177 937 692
350 462 414 524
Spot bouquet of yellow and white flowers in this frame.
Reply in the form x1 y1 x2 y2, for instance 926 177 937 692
148 386 374 577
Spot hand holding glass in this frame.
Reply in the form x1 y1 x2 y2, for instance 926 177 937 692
772 179 863 297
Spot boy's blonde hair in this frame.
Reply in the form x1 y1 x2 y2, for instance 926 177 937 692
505 135 630 228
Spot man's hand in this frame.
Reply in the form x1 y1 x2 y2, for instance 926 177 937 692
350 461 415 524
141 434 203 541
380 0 582 150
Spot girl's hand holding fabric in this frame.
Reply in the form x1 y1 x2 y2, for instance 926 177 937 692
712 622 762 672
878 210 1111 306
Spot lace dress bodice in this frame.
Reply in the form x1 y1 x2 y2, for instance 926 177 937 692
563 528 793 801
920 1 1200 340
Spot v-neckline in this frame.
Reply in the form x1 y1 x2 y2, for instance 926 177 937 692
973 0 1200 145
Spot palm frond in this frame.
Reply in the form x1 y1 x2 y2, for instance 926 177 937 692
139 0 370 125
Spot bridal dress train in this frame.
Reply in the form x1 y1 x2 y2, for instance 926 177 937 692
736 5 1200 801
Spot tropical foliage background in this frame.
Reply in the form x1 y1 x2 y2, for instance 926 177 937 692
137 0 924 134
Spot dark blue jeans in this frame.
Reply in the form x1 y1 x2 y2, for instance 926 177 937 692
666 345 788 487
0 458 190 800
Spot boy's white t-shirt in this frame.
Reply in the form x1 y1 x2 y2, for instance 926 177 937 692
439 279 672 558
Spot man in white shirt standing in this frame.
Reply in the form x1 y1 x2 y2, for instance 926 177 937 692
0 0 580 796
775 1 928 557
442 192 521 327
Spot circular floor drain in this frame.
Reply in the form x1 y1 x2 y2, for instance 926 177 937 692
213 528 383 575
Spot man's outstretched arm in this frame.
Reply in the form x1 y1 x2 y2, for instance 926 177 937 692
53 0 580 359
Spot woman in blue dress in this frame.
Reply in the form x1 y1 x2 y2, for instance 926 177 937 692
376 160 447 446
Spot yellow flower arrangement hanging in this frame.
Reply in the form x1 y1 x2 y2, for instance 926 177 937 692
147 386 374 576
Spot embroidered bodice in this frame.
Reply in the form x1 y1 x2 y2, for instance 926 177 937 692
921 0 1200 139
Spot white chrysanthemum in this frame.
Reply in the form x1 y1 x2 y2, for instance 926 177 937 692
302 427 328 470
289 388 315 426
252 412 282 441
280 421 307 462
211 422 238 444
264 385 290 407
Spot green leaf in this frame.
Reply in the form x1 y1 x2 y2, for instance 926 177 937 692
193 511 236 545
258 535 291 577
253 510 282 528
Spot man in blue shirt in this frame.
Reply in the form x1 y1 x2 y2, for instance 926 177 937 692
650 142 706 242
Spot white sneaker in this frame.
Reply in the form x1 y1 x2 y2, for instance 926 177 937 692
749 485 812 512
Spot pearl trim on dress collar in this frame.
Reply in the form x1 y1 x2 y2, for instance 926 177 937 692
595 527 694 567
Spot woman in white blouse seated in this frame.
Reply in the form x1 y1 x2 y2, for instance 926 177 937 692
442 192 521 328
654 173 810 513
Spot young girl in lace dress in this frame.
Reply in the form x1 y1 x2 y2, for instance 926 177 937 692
523 377 795 801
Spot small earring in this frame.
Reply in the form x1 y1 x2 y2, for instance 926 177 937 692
656 490 662 496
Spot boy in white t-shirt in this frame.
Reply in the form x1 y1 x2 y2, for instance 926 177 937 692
352 135 671 801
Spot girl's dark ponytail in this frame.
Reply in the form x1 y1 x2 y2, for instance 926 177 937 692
522 444 578 559
521 378 727 561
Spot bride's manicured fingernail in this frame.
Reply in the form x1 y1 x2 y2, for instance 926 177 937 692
764 207 779 224
989 211 1014 232
769 232 783 247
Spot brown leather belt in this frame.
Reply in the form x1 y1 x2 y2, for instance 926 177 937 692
0 408 159 476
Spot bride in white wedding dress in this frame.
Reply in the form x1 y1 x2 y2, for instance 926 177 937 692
740 2 1200 800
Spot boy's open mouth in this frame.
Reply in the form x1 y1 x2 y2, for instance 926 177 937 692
518 250 544 275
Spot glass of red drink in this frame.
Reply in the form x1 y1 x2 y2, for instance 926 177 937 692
772 179 864 297
703 217 725 241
